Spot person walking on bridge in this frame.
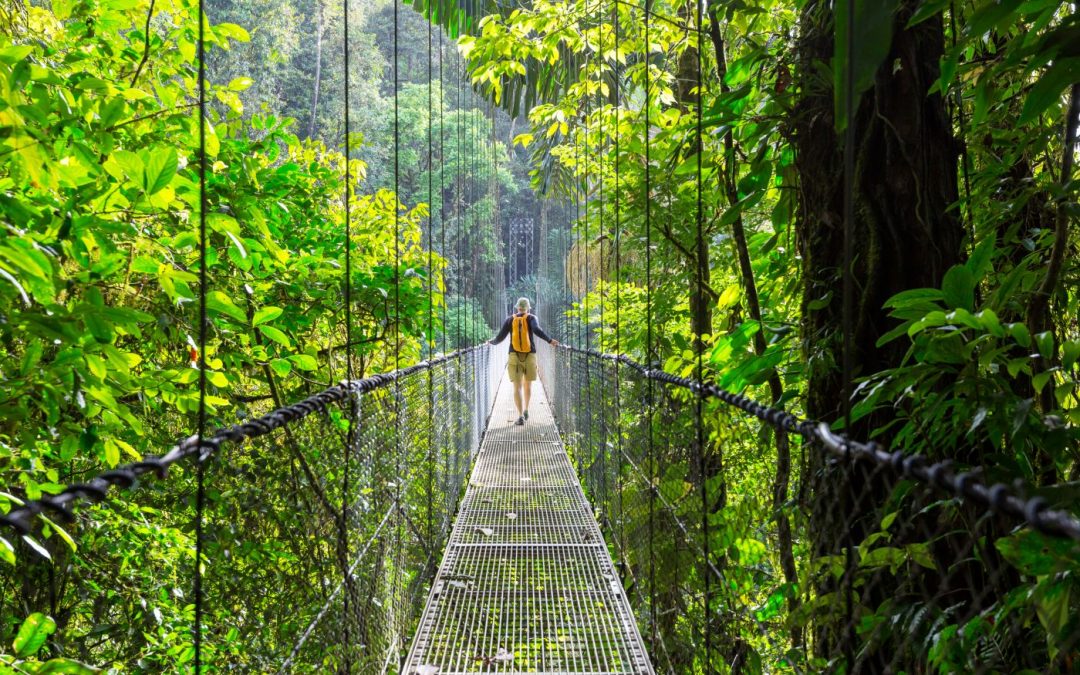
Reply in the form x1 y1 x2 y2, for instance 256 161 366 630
488 297 558 425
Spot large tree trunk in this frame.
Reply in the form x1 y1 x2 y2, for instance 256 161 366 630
794 1 964 666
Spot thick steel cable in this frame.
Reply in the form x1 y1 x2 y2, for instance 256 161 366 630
194 0 208 664
554 343 1080 544
0 347 487 534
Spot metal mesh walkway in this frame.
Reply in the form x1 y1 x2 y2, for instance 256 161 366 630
403 373 654 674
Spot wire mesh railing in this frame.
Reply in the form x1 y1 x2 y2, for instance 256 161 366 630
1 345 505 672
540 341 1080 674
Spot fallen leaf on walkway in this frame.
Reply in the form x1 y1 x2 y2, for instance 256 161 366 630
415 666 439 675
494 648 514 664
475 527 494 537
506 512 517 520
520 476 531 482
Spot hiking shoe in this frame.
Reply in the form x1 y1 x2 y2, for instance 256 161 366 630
523 410 529 420
514 416 525 426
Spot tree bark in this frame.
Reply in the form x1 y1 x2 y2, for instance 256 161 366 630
794 0 964 665
707 6 800 642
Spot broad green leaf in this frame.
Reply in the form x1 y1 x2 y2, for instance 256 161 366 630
1009 322 1032 349
35 658 99 674
259 325 292 348
941 265 975 311
1019 58 1080 124
269 358 293 378
14 613 56 657
1063 340 1080 369
252 306 284 326
0 536 14 565
996 530 1080 576
206 291 247 323
143 147 178 195
287 354 318 371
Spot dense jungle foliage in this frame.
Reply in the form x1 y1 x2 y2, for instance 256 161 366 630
2 0 1080 671
0 0 521 669
442 0 1080 670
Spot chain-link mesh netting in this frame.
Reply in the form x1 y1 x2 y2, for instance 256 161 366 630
540 341 1080 673
1 346 504 672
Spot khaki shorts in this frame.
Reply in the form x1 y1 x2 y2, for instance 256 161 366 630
507 351 538 383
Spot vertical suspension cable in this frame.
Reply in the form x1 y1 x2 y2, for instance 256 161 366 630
391 0 404 657
841 0 857 666
425 0 435 558
439 27 448 355
583 20 594 490
193 0 208 665
341 0 354 665
595 0 607 520
612 0 625 568
643 0 657 647
693 0 709 664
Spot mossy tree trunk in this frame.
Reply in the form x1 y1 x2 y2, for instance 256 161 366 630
793 1 965 666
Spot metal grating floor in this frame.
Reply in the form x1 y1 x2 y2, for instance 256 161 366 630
403 375 654 674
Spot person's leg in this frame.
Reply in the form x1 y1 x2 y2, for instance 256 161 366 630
522 379 532 415
513 379 524 417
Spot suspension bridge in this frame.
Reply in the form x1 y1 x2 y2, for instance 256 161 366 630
3 0 1080 671
5 335 1080 672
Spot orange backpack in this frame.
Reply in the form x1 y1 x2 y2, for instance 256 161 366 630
511 313 532 353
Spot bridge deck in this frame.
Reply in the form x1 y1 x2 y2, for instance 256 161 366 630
403 373 653 674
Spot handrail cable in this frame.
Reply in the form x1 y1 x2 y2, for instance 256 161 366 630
0 346 487 535
553 343 1080 543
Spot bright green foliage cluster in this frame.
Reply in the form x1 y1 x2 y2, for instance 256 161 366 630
0 0 442 667
451 0 1080 671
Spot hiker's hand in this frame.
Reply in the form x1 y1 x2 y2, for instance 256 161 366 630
550 340 560 347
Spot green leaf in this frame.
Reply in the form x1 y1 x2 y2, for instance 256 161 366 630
834 0 901 132
287 354 318 371
1063 340 1080 369
258 325 292 348
1019 58 1080 125
40 516 77 554
252 306 284 326
14 613 56 658
1035 331 1054 359
996 530 1080 576
206 291 247 323
35 658 99 674
941 265 975 310
1009 322 1032 349
0 536 14 565
143 148 178 195
269 358 293 378
907 0 949 27
0 45 34 64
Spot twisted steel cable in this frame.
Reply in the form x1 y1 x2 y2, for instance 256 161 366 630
554 343 1080 543
0 347 486 535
